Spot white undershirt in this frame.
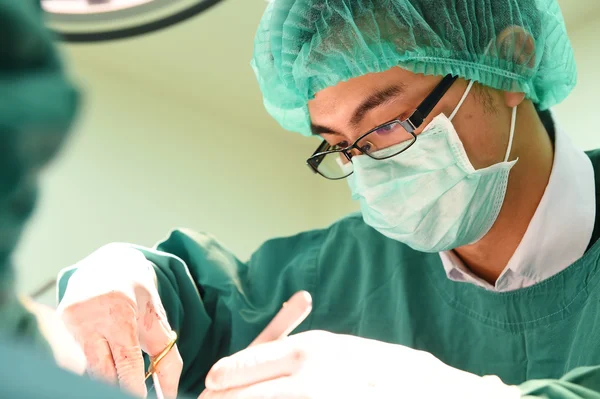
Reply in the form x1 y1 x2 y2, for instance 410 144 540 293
439 121 596 292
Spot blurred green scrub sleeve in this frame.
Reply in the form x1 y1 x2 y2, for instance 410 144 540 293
59 149 600 398
0 339 138 399
0 0 78 344
0 1 150 399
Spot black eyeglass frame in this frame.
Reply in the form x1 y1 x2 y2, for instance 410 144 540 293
307 74 458 180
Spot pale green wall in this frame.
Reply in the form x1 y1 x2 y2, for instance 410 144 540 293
553 15 600 150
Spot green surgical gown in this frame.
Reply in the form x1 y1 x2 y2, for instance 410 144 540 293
58 150 600 399
0 340 142 399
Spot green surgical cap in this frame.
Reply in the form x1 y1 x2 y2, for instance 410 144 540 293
251 0 577 136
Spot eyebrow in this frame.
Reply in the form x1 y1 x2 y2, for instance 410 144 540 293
310 84 406 136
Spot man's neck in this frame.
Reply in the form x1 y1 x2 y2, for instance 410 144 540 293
453 103 555 285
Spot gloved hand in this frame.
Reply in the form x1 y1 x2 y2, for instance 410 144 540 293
200 330 521 399
57 244 183 398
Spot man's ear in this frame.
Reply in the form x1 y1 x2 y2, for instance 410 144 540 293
495 25 537 69
505 92 526 108
493 26 535 108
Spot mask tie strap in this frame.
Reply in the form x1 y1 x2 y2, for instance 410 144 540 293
449 38 517 163
504 106 517 162
449 80 475 122
449 38 495 123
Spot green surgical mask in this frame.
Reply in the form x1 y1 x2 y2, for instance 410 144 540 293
348 82 518 253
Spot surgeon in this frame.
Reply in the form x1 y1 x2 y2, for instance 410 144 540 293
57 0 600 398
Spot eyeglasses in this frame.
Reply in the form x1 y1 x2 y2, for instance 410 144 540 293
306 74 458 180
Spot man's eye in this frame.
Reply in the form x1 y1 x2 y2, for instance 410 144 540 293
333 141 349 150
373 123 399 135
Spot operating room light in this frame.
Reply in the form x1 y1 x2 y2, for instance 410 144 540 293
41 0 225 42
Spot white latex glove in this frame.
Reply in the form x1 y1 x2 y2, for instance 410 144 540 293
57 244 183 398
199 330 521 399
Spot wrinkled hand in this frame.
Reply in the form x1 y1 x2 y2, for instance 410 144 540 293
57 244 182 398
200 331 521 399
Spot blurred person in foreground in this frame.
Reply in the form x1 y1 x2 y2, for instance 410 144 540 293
0 2 146 398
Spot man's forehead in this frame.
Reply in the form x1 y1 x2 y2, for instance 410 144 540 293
311 69 400 108
307 68 433 128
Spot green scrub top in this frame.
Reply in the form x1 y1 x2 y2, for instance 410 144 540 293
0 339 142 399
58 148 600 398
